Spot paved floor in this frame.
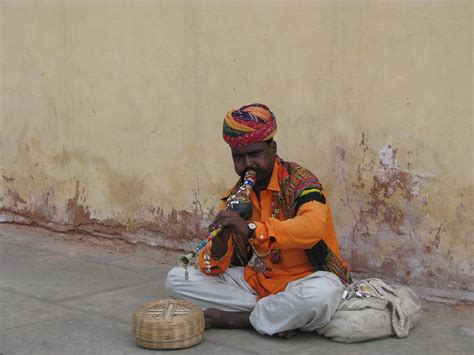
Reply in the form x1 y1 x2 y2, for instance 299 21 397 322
0 224 473 355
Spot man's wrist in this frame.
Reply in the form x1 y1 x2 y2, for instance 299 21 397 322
247 222 257 239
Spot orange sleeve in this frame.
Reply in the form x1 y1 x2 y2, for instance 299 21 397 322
197 237 234 275
253 201 329 250
196 200 233 275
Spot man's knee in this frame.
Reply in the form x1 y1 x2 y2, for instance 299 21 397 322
165 266 184 297
292 273 344 310
166 266 208 298
306 274 344 319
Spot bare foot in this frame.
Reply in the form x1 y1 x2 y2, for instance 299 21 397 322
204 308 252 329
277 329 298 339
204 308 298 338
204 308 221 329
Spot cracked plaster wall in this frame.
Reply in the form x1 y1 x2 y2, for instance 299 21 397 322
0 1 472 300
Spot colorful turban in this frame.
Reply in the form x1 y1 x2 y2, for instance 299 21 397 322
222 103 277 147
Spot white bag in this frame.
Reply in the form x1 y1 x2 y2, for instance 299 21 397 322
317 278 422 343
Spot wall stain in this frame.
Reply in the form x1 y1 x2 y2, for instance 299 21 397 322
66 181 96 227
430 224 443 249
5 189 27 207
335 132 474 301
1 187 209 252
1 167 210 251
1 143 213 251
2 174 15 182
351 139 421 236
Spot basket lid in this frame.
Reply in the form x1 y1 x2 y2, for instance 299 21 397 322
133 299 204 349
138 300 195 321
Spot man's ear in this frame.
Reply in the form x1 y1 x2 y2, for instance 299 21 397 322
270 140 277 156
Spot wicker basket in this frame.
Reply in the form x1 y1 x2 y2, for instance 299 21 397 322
133 299 205 350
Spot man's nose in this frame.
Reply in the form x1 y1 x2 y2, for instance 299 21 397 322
244 155 254 169
244 155 255 170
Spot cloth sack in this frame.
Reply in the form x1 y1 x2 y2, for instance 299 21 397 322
316 278 422 343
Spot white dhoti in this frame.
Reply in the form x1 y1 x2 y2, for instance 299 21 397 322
165 266 343 336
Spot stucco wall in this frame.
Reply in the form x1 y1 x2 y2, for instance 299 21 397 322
1 1 472 301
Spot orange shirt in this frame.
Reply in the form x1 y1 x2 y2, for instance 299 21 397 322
198 159 348 299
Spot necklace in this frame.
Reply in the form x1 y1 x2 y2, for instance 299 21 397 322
249 240 271 273
248 185 284 273
249 240 271 257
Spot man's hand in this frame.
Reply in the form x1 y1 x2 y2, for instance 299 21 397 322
210 229 231 259
213 210 249 237
209 210 250 259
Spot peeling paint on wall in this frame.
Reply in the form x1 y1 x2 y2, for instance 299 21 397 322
0 143 212 251
0 185 210 253
333 133 473 301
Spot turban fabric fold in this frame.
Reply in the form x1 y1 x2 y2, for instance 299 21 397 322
222 103 277 147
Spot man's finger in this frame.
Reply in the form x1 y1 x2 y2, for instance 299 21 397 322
218 210 240 218
217 217 231 228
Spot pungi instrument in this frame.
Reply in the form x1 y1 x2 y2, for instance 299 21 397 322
177 170 256 279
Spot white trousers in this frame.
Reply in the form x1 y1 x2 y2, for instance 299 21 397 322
165 266 343 336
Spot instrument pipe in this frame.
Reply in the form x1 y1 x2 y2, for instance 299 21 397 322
177 171 256 268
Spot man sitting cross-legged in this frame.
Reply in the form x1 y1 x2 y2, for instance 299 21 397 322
166 103 350 338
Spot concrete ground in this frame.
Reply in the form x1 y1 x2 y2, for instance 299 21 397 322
0 224 473 355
